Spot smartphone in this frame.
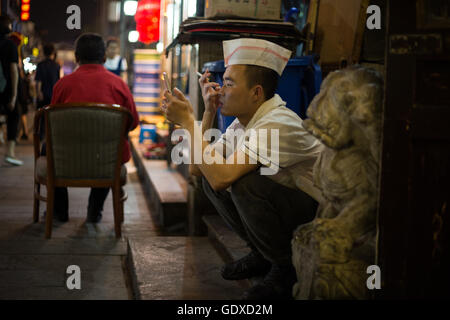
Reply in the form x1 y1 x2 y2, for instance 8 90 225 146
162 72 171 94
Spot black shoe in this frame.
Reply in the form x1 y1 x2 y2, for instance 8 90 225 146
86 210 102 223
221 251 271 280
56 211 69 222
241 264 297 300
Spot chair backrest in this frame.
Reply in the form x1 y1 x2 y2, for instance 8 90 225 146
44 103 131 183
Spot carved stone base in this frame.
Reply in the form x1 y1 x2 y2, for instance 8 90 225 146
292 219 376 300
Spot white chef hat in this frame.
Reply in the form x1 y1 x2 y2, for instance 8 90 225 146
223 38 292 76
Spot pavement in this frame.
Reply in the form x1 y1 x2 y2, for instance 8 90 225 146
0 137 244 300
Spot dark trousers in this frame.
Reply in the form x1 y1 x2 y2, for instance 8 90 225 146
54 187 110 215
202 171 318 266
4 101 20 141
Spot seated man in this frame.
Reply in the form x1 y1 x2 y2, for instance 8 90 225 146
162 38 324 299
49 33 139 223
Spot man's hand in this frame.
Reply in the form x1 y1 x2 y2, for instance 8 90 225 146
162 88 194 127
7 96 16 112
198 69 221 114
36 80 44 102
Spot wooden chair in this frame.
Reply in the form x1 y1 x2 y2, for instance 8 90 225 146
33 103 133 239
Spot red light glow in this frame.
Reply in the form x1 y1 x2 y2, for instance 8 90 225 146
135 0 161 44
21 12 30 21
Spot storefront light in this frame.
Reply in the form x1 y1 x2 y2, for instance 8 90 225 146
188 0 197 17
124 1 138 16
23 57 36 73
128 30 139 42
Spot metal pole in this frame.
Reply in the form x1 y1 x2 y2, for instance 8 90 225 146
119 0 126 57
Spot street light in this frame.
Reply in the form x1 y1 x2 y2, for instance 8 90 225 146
128 30 139 42
156 42 164 53
124 0 138 16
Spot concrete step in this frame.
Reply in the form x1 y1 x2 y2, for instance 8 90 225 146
202 214 250 263
127 236 247 300
0 237 127 256
0 238 131 299
202 215 263 287
131 138 187 233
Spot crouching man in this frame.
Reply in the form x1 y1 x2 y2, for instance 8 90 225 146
162 38 323 300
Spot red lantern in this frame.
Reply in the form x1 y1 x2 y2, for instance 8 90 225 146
135 0 161 44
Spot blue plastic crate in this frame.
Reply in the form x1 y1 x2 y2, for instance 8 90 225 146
202 56 322 132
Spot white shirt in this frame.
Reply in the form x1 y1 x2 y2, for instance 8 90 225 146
104 55 127 72
214 94 324 201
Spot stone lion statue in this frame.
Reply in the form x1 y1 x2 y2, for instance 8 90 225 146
292 65 383 299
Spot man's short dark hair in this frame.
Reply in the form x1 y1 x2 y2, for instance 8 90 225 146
243 65 279 100
0 15 12 35
106 37 119 48
75 33 105 64
43 43 56 57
